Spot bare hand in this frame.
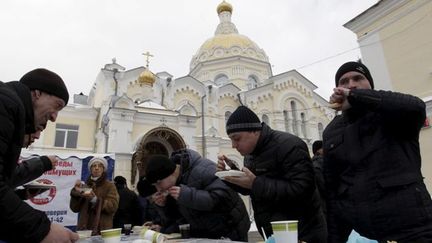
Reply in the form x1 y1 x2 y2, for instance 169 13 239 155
168 186 181 200
223 167 256 189
329 87 351 111
47 156 58 170
149 224 162 232
217 155 228 171
41 223 79 243
153 191 167 206
73 180 82 191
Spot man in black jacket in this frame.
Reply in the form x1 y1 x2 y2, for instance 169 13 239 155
113 176 142 230
217 106 327 243
324 61 432 242
145 149 250 241
0 69 78 242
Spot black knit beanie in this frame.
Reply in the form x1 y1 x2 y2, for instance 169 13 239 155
312 140 323 155
20 68 69 105
145 154 176 184
335 61 374 89
137 176 157 197
226 106 262 135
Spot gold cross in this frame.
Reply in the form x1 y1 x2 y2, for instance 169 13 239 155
142 51 154 68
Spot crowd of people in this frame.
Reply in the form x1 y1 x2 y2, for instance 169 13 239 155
1 61 431 243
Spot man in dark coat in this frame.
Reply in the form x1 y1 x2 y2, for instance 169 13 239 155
217 106 327 243
0 69 78 242
145 149 250 241
113 176 142 230
324 61 432 242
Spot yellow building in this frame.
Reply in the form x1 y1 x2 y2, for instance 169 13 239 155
344 0 432 190
25 1 333 185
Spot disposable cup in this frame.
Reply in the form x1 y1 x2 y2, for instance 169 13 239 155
124 224 132 235
179 224 190 239
77 230 92 239
101 228 122 243
139 227 166 243
270 220 298 243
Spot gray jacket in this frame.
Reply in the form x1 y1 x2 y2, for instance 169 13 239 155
162 149 250 241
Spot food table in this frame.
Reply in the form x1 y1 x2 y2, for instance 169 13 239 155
78 235 247 243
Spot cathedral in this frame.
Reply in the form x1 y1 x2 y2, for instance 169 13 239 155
27 1 333 184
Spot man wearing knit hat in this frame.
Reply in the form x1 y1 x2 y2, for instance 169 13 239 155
324 61 432 242
0 69 77 242
217 106 327 242
145 149 250 241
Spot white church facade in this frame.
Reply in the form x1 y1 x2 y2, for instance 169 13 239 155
25 1 333 185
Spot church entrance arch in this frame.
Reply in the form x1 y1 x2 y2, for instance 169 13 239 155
131 127 186 184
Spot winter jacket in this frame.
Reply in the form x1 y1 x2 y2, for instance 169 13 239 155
70 173 119 235
235 123 327 243
0 81 52 243
159 149 250 241
12 156 53 188
323 89 432 242
312 154 326 216
113 185 142 228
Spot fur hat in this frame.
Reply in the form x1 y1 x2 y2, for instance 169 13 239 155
88 157 108 171
145 155 176 184
20 68 69 105
226 106 262 135
335 61 374 89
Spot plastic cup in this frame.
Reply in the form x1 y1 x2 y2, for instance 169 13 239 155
77 230 92 239
139 227 166 243
179 224 191 239
101 228 121 243
270 220 298 243
124 224 132 235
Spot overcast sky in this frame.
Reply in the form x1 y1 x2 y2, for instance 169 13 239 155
1 0 377 101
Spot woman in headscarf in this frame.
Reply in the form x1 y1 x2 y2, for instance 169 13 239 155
70 157 119 235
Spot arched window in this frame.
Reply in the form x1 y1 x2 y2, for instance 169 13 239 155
215 74 229 86
225 111 232 124
318 122 324 140
247 75 259 90
291 101 298 135
262 114 269 124
301 112 307 138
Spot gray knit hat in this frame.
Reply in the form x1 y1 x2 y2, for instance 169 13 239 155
226 106 262 135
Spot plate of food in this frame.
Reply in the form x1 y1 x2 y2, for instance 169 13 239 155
23 181 56 189
215 170 246 179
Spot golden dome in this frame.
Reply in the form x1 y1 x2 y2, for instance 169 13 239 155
138 69 155 86
200 34 255 50
217 1 232 14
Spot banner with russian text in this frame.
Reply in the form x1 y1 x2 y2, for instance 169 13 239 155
20 153 115 228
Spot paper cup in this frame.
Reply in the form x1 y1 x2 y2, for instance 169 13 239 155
139 227 166 243
77 230 92 239
101 228 122 243
270 220 298 243
178 224 190 239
